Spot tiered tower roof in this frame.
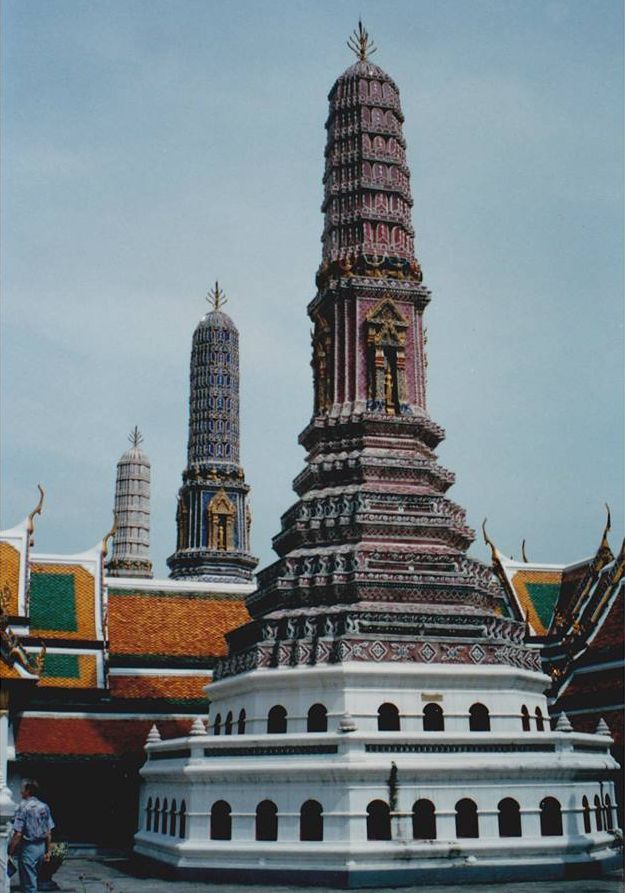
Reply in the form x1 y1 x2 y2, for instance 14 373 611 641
215 28 528 680
318 53 421 285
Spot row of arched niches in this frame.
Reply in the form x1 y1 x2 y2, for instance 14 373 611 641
333 74 399 108
210 702 551 735
145 793 615 842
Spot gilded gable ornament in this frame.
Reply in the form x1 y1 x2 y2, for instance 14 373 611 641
365 296 409 414
207 489 236 552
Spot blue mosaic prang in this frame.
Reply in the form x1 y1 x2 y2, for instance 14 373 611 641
167 302 258 584
187 310 240 466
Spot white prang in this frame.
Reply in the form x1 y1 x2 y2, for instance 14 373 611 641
107 427 152 578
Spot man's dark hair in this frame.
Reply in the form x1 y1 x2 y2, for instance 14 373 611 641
21 779 39 796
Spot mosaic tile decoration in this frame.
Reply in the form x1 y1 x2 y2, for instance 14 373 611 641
509 570 563 635
0 541 22 615
29 564 98 640
39 652 99 689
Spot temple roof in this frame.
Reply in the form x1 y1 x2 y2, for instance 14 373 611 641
107 585 250 664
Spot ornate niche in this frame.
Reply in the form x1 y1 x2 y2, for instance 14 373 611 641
311 313 333 415
176 496 189 550
207 489 236 551
365 296 409 415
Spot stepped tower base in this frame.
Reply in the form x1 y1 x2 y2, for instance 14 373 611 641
136 663 622 887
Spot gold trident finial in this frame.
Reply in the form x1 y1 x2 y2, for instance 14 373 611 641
206 281 228 311
347 20 377 62
128 426 143 448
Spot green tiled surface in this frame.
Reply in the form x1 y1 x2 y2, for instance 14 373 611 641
30 573 78 631
42 652 80 678
525 582 561 630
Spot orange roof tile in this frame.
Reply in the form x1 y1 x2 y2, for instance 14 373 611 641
110 674 209 701
16 716 193 757
107 594 249 659
0 541 21 615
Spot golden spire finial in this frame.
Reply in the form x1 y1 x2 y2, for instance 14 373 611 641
347 20 377 62
128 426 143 448
206 280 228 311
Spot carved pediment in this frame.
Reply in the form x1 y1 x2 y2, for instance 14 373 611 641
365 296 409 328
208 489 236 516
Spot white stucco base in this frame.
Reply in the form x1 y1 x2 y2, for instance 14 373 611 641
135 664 622 886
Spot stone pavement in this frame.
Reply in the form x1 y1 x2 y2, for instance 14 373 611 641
25 857 624 893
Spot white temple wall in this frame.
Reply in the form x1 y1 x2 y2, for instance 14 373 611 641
204 664 552 736
139 750 618 844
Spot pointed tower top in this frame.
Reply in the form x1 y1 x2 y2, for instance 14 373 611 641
190 716 207 736
595 716 611 737
128 426 144 448
206 280 228 311
146 723 161 744
555 711 573 732
347 20 377 61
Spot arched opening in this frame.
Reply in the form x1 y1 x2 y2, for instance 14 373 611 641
267 705 287 734
605 794 614 831
582 796 591 833
366 800 391 841
300 800 323 841
225 711 233 735
213 713 221 736
211 800 232 840
594 795 603 831
145 797 153 832
153 798 160 833
540 798 563 836
469 703 490 732
521 705 531 732
179 800 187 839
497 798 521 837
455 799 479 838
377 702 400 732
423 703 444 732
412 799 436 840
169 799 177 837
535 707 545 732
237 708 246 735
161 798 168 835
256 800 278 841
307 703 328 733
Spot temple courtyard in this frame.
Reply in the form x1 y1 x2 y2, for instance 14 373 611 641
26 857 624 893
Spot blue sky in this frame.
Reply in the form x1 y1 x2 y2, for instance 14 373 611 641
2 0 623 575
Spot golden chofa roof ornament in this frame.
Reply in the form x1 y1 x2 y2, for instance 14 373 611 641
27 483 45 540
347 20 377 62
206 280 228 311
101 512 118 559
